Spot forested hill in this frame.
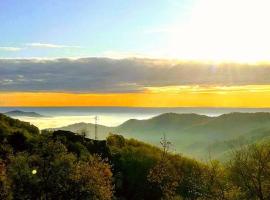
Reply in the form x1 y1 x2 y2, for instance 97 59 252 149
117 112 270 136
52 112 270 159
0 113 39 135
0 114 269 199
117 113 211 133
53 112 270 137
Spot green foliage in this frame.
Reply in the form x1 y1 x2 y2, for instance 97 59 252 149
107 133 126 148
69 155 114 200
107 134 270 200
228 143 270 200
7 140 78 199
7 131 28 152
147 135 181 200
7 138 114 200
0 114 39 135
8 152 41 200
107 134 162 199
1 115 270 200
1 115 114 200
0 162 11 200
148 159 181 200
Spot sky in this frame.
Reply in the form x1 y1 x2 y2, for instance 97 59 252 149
0 0 192 58
1 0 270 107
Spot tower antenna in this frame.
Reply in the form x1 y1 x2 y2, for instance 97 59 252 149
94 116 98 140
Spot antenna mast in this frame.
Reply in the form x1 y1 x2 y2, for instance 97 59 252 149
94 116 98 140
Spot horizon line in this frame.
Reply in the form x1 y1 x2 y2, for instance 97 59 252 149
1 105 270 109
1 56 270 64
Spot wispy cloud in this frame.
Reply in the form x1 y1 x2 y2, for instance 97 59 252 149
26 43 81 49
0 43 82 53
0 47 22 52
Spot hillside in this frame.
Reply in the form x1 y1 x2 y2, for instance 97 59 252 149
0 114 204 199
117 113 211 134
0 113 39 135
52 112 270 159
0 115 269 199
118 112 270 158
117 112 270 136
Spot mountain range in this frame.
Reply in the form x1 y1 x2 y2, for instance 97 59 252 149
49 112 270 160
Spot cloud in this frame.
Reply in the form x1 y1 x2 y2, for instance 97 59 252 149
0 43 81 53
26 43 81 49
0 47 22 52
0 57 270 93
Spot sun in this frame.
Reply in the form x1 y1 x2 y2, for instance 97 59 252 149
164 0 270 62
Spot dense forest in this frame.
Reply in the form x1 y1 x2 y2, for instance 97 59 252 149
0 113 270 200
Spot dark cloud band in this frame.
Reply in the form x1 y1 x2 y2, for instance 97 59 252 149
0 58 269 93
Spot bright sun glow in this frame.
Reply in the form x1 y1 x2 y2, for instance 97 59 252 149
161 0 270 62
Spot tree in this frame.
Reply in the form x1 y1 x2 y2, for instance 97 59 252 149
7 136 114 200
36 140 76 199
107 133 126 148
7 152 41 200
7 131 28 152
7 140 76 200
0 161 11 200
148 135 181 200
198 160 239 200
107 134 161 199
227 143 270 200
79 129 87 139
69 155 114 200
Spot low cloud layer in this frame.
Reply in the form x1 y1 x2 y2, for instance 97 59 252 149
0 58 270 93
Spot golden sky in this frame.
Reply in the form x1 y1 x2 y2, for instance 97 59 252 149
1 85 270 107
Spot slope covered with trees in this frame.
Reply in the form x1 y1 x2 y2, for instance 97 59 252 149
0 114 270 200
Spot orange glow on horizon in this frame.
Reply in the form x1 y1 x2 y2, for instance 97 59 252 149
1 85 270 108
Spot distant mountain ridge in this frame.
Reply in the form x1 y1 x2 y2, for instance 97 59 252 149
117 113 212 134
116 112 270 138
4 110 46 117
49 112 270 159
